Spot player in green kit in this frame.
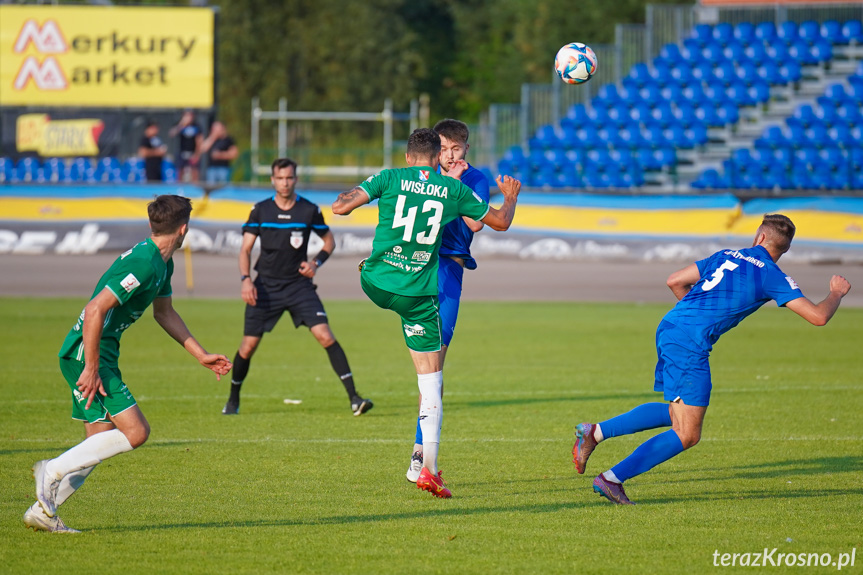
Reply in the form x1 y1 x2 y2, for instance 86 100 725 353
332 128 521 498
25 195 232 533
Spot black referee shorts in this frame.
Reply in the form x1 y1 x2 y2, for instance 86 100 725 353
244 278 328 336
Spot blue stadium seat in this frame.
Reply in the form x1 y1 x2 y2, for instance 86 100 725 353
617 125 643 147
40 157 65 182
653 45 684 69
723 43 747 66
691 23 714 47
789 104 817 127
701 42 724 62
0 157 13 183
766 42 789 62
691 168 728 189
564 149 586 168
798 21 821 44
636 148 659 170
757 61 782 84
779 62 802 83
836 102 861 126
745 43 768 65
716 103 740 125
818 83 851 106
641 124 666 148
821 20 843 44
777 21 799 44
14 157 41 182
713 62 737 85
755 22 778 44
638 83 663 105
713 23 734 46
755 125 788 148
842 20 863 44
734 22 755 46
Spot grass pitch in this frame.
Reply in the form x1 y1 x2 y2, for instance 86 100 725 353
1 297 861 574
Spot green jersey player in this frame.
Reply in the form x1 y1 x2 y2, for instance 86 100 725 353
26 195 232 533
332 128 521 498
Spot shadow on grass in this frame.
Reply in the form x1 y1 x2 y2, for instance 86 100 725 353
98 499 591 532
642 485 863 505
658 456 863 483
453 392 657 410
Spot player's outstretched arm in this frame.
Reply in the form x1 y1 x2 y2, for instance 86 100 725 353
785 275 851 326
239 232 258 306
667 263 701 301
480 175 521 231
77 288 119 409
332 187 370 216
152 297 233 379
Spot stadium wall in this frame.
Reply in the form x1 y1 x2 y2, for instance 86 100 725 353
1 184 862 263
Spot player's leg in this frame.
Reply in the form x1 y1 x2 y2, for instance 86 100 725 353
225 290 283 415
410 256 462 477
575 325 675 474
310 324 372 415
594 339 710 505
36 362 140 517
224 334 262 414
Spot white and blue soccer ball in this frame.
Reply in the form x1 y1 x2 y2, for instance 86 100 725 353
554 42 598 85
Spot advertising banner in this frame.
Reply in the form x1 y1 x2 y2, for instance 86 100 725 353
0 5 214 108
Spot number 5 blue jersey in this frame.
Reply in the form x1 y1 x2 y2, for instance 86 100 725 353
662 244 804 352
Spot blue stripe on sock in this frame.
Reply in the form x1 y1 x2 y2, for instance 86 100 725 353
611 429 685 483
415 417 423 446
600 402 672 438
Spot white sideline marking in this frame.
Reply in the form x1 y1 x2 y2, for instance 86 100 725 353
6 436 862 445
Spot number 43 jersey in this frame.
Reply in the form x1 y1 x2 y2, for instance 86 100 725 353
359 166 489 296
662 244 804 352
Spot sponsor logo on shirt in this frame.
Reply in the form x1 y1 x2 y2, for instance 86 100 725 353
316 311 327 317
278 214 292 219
785 276 800 290
412 251 431 262
472 191 483 203
404 323 426 337
419 170 429 181
393 246 403 254
120 273 140 293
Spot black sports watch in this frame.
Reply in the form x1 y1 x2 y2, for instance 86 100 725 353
240 274 250 282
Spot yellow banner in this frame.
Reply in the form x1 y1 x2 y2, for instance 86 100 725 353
0 5 213 108
16 113 103 156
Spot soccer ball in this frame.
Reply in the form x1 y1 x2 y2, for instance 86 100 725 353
554 42 598 85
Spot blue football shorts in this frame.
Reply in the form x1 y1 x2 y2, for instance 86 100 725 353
653 320 712 407
437 256 465 348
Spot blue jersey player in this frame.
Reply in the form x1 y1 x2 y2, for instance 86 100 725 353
406 119 491 483
572 215 851 504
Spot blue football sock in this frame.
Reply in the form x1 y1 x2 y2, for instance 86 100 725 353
610 429 685 483
599 402 672 439
414 417 423 446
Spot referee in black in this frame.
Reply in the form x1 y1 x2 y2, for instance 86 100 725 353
223 157 372 416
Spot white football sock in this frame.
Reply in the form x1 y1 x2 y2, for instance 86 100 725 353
594 423 605 443
46 429 133 479
55 465 95 507
417 371 443 474
602 470 622 484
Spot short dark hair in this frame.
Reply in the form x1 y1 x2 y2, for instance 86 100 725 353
406 128 440 160
271 157 298 175
146 119 158 128
148 195 192 235
760 214 796 253
433 119 470 145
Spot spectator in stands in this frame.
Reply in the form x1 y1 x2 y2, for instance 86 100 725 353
169 110 203 182
138 120 167 183
201 121 238 184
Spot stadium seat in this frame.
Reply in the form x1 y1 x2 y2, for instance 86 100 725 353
779 62 802 83
755 22 778 44
798 20 822 44
0 157 13 183
691 23 714 47
713 23 734 46
821 20 843 45
14 157 41 182
745 43 769 65
777 21 799 44
734 22 755 46
691 168 728 189
841 20 863 44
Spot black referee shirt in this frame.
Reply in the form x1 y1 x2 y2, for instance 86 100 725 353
243 196 329 283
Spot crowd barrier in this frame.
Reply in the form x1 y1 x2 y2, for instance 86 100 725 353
1 183 861 262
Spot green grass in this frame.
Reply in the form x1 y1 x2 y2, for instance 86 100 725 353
1 298 861 574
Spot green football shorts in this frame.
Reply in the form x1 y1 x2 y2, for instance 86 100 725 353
361 274 442 352
59 357 137 424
